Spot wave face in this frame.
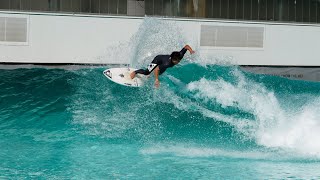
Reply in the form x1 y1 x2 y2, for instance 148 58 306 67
1 65 320 178
1 18 320 178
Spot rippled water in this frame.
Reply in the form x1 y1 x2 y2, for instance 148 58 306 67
1 17 320 179
0 64 320 179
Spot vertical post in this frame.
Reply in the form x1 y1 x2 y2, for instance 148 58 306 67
309 0 311 22
294 0 297 21
250 0 252 20
302 0 303 22
294 0 297 22
212 0 213 18
273 0 275 20
235 0 237 19
152 0 154 15
258 0 260 20
288 0 290 20
117 0 119 14
227 0 229 18
220 0 222 18
243 0 245 19
266 0 267 20
170 0 172 16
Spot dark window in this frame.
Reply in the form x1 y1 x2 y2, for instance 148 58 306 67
72 0 81 12
171 0 179 16
252 0 259 20
11 0 21 10
266 0 274 20
275 0 288 21
273 0 279 20
244 0 252 20
163 0 172 16
61 0 72 12
198 0 206 17
221 0 229 18
0 0 10 10
21 0 31 11
236 0 244 19
296 0 303 22
81 0 90 13
259 0 267 20
288 0 295 21
31 0 49 11
303 0 310 22
310 0 317 23
48 0 60 11
180 0 190 17
1 0 319 22
145 0 154 15
212 0 221 18
229 0 236 19
109 0 118 14
318 1 320 23
90 0 100 13
118 0 127 14
100 0 108 13
206 0 213 18
154 0 163 16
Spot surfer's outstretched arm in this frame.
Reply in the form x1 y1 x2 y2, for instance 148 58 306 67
184 45 195 54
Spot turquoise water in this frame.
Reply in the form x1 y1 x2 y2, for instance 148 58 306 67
1 64 320 179
1 17 320 179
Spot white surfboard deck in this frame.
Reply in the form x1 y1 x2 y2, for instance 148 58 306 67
103 68 144 87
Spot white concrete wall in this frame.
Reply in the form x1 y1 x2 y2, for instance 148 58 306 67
0 12 143 64
198 21 320 66
1 11 320 66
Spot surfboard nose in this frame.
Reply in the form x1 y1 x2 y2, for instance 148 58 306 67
104 70 112 78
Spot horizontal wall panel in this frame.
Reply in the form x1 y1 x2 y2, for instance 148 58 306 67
0 17 28 43
200 25 217 46
0 17 5 41
200 25 264 48
6 17 27 42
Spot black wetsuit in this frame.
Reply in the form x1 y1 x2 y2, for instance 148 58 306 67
135 48 188 75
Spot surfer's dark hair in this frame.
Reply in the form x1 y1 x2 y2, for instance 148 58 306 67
170 51 182 61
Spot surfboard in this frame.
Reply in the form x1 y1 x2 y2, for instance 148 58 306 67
103 68 144 87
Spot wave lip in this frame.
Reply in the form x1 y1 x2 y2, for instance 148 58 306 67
257 98 320 158
183 68 320 158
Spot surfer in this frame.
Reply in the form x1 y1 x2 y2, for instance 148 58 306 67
130 45 195 87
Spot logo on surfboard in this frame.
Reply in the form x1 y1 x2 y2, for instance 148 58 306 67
147 63 157 72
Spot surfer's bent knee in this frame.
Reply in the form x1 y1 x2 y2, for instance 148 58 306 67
135 69 151 75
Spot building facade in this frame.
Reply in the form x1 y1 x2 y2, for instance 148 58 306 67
1 0 320 23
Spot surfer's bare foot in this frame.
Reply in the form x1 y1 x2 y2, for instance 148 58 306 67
130 72 136 79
